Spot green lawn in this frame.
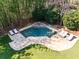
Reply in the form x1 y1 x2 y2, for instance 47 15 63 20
0 35 79 59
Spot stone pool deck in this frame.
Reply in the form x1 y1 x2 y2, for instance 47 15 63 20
8 22 79 51
45 34 79 51
9 32 79 51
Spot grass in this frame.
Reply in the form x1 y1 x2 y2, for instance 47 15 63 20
0 35 79 59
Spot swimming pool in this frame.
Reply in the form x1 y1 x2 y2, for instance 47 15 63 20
20 26 55 37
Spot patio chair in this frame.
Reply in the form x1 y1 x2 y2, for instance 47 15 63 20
70 36 77 41
66 34 76 41
13 29 18 34
9 30 15 36
59 30 68 38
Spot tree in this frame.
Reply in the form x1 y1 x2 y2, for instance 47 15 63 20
32 5 61 24
45 5 61 24
32 5 47 21
62 10 79 30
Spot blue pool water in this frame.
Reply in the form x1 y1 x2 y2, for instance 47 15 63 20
20 27 55 37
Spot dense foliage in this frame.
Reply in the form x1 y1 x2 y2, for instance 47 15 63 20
63 10 79 30
0 0 78 35
0 0 62 35
0 0 46 33
32 5 61 24
32 5 47 21
45 6 61 24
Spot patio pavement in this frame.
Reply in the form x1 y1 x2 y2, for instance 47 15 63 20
8 22 79 51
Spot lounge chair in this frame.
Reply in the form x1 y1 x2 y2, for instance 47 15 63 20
66 34 76 41
9 30 15 36
13 29 18 34
59 30 68 38
70 36 76 41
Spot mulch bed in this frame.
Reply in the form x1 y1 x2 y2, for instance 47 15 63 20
53 25 79 36
64 28 79 37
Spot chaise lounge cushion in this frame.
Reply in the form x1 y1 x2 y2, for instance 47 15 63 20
59 30 68 38
13 29 18 34
9 30 15 36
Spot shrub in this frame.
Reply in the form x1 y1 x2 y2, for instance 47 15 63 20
32 5 61 24
62 10 79 30
45 6 61 24
32 5 47 21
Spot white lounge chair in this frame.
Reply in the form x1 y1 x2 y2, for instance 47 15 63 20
13 29 18 34
66 34 76 41
9 30 14 36
59 30 68 38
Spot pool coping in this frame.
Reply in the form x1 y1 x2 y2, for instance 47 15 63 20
19 22 57 32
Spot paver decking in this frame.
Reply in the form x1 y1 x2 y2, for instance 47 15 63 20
8 22 79 51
